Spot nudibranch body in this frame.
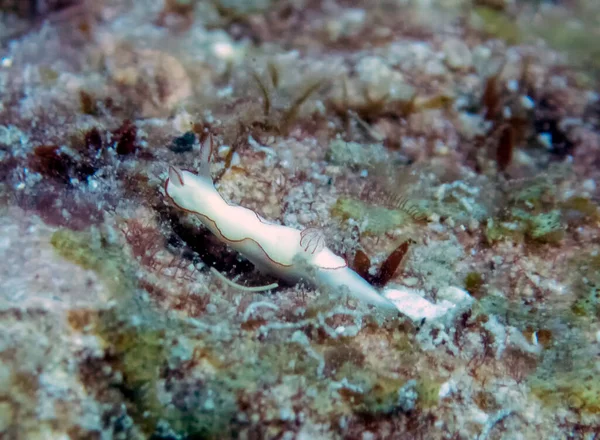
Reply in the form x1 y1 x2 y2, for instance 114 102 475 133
165 135 398 312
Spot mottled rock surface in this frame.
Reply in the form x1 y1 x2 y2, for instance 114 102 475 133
0 0 599 439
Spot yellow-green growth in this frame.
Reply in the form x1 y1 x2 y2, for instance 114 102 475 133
472 7 522 44
50 228 133 295
531 370 600 414
561 196 600 220
571 288 600 319
554 247 600 324
350 374 406 415
104 324 167 433
475 295 539 330
569 253 600 319
484 218 525 244
533 13 600 79
485 209 565 245
464 272 484 297
526 210 565 243
416 377 441 409
98 314 239 438
331 198 414 235
52 229 238 437
473 5 600 79
326 139 389 169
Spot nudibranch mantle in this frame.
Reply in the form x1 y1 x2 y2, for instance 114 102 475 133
164 135 399 312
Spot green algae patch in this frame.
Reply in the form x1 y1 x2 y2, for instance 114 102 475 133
485 205 565 245
530 366 600 414
332 361 411 415
107 325 238 438
472 7 522 45
355 377 407 415
95 308 242 439
348 374 441 415
101 322 170 434
416 376 441 409
258 340 322 381
464 272 485 298
484 212 565 245
51 228 239 438
331 198 415 235
472 5 600 79
525 210 565 243
483 175 574 245
484 218 525 244
50 228 134 296
571 288 600 319
475 294 545 331
51 229 110 271
533 14 600 80
561 196 600 222
568 253 600 320
326 139 390 169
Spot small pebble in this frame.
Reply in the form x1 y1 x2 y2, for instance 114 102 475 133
538 133 552 149
582 179 596 192
403 277 419 287
442 39 472 69
520 95 535 109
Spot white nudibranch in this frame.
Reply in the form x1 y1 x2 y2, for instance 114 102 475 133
164 134 399 313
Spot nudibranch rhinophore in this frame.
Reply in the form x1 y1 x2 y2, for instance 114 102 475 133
164 134 399 313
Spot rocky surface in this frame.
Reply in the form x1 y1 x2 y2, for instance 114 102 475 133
0 1 599 439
